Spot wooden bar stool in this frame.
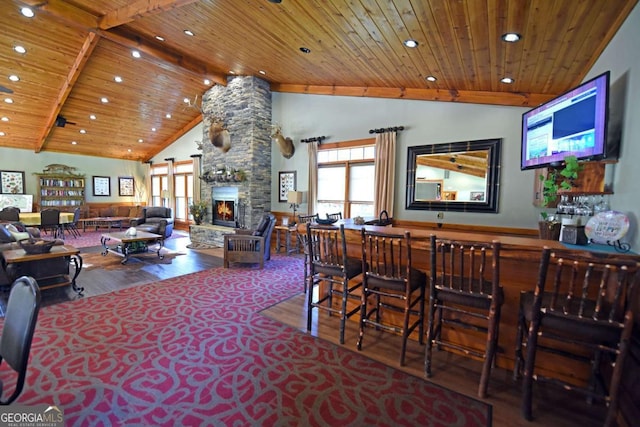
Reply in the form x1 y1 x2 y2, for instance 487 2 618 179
425 235 503 398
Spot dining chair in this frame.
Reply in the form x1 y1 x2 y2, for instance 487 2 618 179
0 207 20 222
425 235 502 398
514 247 640 426
64 207 81 238
306 223 363 344
298 213 320 293
0 276 41 405
358 228 426 366
40 208 63 239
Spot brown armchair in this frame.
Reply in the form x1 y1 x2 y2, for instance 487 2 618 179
223 213 276 269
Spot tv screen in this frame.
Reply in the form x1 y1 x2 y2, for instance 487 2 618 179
520 71 610 170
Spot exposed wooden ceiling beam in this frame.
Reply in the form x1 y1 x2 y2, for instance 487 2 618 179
23 0 225 85
99 0 201 29
35 32 100 153
271 84 554 108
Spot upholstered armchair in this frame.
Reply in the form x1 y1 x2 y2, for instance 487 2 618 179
223 213 276 269
130 207 174 238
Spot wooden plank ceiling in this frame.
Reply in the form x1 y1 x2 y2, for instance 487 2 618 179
0 0 636 161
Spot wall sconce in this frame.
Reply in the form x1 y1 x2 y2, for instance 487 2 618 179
287 190 303 224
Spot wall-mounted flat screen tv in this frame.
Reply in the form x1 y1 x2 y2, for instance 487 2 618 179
520 71 610 170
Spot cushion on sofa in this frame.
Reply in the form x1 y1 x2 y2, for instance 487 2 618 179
6 224 30 242
252 216 270 236
0 225 14 243
145 206 170 218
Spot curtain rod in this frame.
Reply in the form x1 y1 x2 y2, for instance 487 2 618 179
301 136 327 144
369 126 404 134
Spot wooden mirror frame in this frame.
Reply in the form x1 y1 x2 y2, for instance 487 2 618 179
405 138 501 213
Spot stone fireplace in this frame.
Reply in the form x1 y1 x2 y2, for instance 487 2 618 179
189 75 272 247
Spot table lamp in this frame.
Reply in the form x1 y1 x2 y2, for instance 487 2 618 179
287 191 303 225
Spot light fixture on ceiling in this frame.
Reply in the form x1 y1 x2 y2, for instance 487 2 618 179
20 7 34 18
128 149 132 152
151 127 157 132
183 97 190 104
89 114 96 120
155 35 165 42
131 50 141 58
204 79 211 85
299 47 311 53
501 77 514 84
71 141 77 145
100 97 109 103
138 138 143 143
404 39 419 48
0 132 5 136
501 33 521 42
425 75 437 82
1 117 8 122
184 29 195 36
4 98 14 104
79 129 86 134
8 75 19 82
259 70 266 75
13 45 26 54
114 76 123 83
165 113 172 119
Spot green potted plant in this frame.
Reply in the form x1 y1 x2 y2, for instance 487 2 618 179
189 200 208 225
537 155 582 239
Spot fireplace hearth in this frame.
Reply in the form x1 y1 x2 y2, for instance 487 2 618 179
212 186 239 228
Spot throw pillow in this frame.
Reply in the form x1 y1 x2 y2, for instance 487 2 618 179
0 225 14 243
6 223 30 242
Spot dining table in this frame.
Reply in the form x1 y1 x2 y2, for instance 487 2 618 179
19 212 75 226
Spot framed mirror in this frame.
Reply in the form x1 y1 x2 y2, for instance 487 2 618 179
406 138 501 213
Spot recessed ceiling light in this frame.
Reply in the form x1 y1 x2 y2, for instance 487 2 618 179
89 114 96 120
184 29 195 36
501 77 514 84
425 75 437 82
8 75 20 82
155 35 165 42
259 70 266 75
127 149 132 152
71 141 77 145
151 127 157 132
165 113 172 119
114 76 123 83
404 39 419 48
13 45 26 54
1 117 8 122
0 132 6 136
501 33 521 42
138 138 143 143
299 47 311 54
228 70 236 75
204 79 211 85
79 129 86 134
20 7 34 18
183 97 190 104
4 98 13 104
131 50 141 58
100 97 109 103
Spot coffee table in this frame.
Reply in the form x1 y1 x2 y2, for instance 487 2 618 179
3 245 84 295
101 231 164 264
80 216 130 232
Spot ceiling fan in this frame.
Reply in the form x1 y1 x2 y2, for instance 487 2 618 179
0 85 13 94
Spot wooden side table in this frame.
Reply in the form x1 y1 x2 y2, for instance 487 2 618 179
275 225 299 255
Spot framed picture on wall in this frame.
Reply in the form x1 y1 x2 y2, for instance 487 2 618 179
93 176 111 196
278 171 296 202
118 176 135 196
0 170 25 194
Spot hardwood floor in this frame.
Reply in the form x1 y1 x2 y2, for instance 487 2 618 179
261 289 612 427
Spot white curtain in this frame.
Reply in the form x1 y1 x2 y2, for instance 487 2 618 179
191 154 202 203
373 132 396 215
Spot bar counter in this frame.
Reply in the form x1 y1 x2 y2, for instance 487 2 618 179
298 219 640 385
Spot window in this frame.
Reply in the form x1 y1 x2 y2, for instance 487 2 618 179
317 141 375 218
150 162 194 222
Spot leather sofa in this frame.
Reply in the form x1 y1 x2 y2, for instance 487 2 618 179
130 206 174 238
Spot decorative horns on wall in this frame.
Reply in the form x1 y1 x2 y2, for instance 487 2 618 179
369 126 405 134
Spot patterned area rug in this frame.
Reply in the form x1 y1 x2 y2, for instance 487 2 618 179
1 255 491 426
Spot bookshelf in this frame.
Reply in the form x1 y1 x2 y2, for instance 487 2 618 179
35 169 85 210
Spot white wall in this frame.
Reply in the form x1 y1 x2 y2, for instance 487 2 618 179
150 123 203 163
0 148 147 204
